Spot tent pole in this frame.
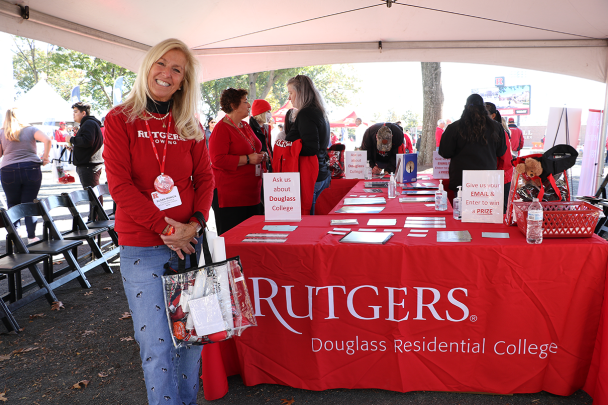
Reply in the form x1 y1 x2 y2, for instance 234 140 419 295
595 66 608 191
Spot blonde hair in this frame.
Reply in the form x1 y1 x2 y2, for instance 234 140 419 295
253 112 267 124
501 117 511 137
121 38 203 141
2 108 27 142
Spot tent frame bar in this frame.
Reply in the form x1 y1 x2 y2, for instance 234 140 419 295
0 0 149 52
194 39 608 56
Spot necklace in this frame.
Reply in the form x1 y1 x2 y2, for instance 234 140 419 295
147 111 170 128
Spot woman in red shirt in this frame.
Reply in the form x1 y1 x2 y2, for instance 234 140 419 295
209 88 266 234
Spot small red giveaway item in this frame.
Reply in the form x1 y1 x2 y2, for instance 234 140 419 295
173 321 186 340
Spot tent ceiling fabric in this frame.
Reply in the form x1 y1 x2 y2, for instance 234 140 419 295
0 0 607 82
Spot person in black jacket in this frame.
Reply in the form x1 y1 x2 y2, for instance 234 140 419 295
285 75 330 214
438 94 506 192
66 102 104 197
360 122 404 174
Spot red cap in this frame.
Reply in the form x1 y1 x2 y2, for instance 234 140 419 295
251 99 272 117
508 117 515 123
59 121 66 125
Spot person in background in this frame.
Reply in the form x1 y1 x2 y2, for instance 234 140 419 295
54 121 67 142
285 74 331 214
249 99 273 167
486 102 514 213
204 117 216 148
209 88 265 234
360 122 404 174
330 131 339 145
65 102 104 201
403 129 413 153
354 117 368 149
446 118 452 127
100 116 106 137
439 94 506 199
103 38 214 405
0 108 51 243
274 109 293 144
435 119 446 148
507 117 524 157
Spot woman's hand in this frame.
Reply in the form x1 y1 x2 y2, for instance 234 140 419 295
372 165 382 175
239 153 265 166
160 217 198 260
40 155 50 165
248 153 265 165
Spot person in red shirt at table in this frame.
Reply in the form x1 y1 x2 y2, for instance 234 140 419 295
209 88 266 235
103 38 214 405
435 119 446 147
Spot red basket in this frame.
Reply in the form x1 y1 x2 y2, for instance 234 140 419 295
512 201 601 238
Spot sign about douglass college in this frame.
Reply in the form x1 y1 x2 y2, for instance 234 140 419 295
263 172 301 222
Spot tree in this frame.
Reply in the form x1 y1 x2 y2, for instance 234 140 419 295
201 65 360 123
419 62 444 165
12 36 136 113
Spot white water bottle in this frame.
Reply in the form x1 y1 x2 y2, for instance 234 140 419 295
435 180 447 211
453 185 462 220
388 173 397 198
364 161 372 179
526 198 543 244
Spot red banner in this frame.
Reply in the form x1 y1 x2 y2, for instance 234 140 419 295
222 215 608 395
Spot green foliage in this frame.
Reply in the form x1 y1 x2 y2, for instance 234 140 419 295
12 36 136 114
201 65 360 123
372 109 421 131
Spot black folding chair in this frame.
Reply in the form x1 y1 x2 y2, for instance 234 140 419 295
38 196 113 275
3 202 90 290
68 189 119 260
0 211 57 333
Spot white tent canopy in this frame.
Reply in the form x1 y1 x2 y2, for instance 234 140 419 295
14 79 72 124
0 0 606 83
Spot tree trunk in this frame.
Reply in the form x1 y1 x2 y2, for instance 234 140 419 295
248 73 258 100
259 70 276 99
420 62 444 166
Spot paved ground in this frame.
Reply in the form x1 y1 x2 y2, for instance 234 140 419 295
0 155 601 404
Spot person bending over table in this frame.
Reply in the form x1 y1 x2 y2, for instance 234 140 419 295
209 88 265 235
285 74 331 214
438 93 506 193
360 122 404 174
103 38 214 405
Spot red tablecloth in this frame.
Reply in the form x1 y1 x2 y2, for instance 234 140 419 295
202 215 608 400
329 179 453 216
314 179 360 215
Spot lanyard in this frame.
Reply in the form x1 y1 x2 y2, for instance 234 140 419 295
225 115 256 152
144 113 173 175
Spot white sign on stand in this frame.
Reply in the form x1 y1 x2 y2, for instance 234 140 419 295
263 172 301 222
345 151 367 179
433 151 450 179
461 170 504 224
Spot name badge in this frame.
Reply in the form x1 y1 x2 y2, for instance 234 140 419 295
151 187 182 211
255 164 261 177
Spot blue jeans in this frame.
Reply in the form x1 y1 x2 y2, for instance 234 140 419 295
120 241 203 405
311 175 331 215
1 162 42 238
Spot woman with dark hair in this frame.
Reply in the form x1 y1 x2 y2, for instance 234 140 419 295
438 94 507 193
209 88 266 234
285 74 331 214
485 102 514 213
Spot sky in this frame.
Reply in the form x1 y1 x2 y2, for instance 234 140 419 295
335 62 606 127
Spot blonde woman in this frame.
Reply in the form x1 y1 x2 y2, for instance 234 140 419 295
103 38 214 405
0 108 51 242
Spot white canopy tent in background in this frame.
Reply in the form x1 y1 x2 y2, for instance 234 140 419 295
0 0 607 184
13 79 73 124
